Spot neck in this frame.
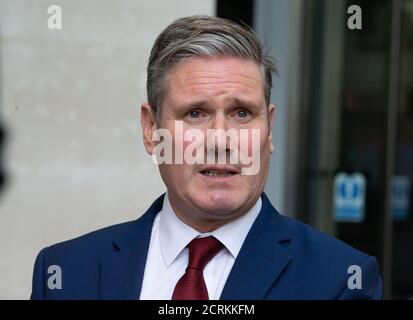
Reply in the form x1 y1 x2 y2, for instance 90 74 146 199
167 195 256 233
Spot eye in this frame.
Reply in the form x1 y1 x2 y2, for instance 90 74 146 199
188 110 201 118
184 109 206 122
236 109 250 118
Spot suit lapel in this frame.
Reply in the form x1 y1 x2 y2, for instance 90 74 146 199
220 193 292 300
99 194 164 300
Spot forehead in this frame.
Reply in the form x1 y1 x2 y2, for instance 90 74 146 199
164 57 265 106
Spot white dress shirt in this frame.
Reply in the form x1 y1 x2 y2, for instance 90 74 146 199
139 193 262 300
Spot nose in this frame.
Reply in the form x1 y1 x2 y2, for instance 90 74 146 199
206 111 231 160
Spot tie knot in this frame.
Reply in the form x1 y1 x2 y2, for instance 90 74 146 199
187 236 223 271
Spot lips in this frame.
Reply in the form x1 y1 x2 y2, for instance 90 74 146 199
199 165 240 177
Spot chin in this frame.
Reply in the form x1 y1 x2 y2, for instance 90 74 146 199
195 190 246 215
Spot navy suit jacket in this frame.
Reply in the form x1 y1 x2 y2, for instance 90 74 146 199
31 193 382 299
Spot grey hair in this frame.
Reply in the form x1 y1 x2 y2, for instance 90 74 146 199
146 15 277 121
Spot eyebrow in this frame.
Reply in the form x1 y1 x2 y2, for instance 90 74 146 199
179 98 261 111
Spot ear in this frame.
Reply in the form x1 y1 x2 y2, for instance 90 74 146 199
141 103 158 155
268 104 275 153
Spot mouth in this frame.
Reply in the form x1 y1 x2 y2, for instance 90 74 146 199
199 166 240 177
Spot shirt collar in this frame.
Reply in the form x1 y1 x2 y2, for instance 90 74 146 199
159 193 262 267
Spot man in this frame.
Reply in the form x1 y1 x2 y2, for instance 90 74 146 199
31 15 382 300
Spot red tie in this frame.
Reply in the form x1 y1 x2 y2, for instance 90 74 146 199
172 236 223 300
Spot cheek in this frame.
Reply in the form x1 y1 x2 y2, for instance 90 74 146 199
160 165 191 191
261 134 271 154
245 128 269 158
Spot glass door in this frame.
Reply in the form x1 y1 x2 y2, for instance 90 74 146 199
391 0 413 299
298 0 413 298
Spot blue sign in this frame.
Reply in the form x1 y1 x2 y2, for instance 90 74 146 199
392 176 410 220
334 173 366 223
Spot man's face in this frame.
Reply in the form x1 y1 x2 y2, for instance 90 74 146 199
142 57 274 231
